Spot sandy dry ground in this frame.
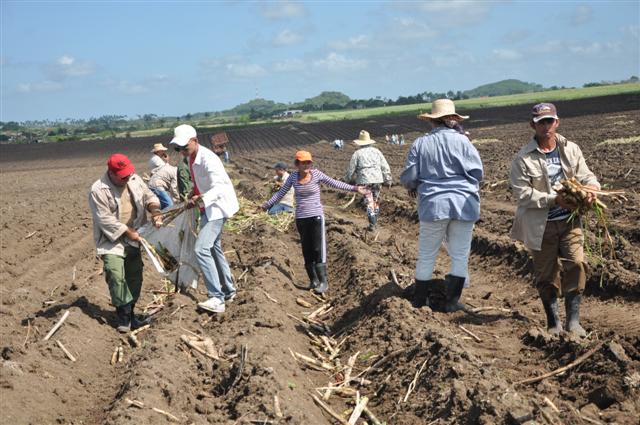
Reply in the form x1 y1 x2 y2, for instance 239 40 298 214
0 96 638 424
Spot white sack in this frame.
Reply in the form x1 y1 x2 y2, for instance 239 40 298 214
139 208 201 290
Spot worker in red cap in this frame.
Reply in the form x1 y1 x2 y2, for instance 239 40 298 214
89 153 163 333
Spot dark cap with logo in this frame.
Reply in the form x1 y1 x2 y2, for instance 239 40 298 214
531 103 558 123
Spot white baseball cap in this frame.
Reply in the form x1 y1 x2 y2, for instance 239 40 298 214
170 124 197 147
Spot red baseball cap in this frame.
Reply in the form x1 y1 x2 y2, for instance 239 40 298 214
107 153 135 178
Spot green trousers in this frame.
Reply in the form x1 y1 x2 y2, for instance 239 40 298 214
102 246 143 307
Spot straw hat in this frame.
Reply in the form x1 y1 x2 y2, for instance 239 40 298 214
353 130 376 146
151 143 168 153
417 99 469 121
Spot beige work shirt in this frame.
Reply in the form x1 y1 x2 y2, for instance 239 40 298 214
148 163 179 201
273 171 295 207
89 173 159 257
510 134 600 251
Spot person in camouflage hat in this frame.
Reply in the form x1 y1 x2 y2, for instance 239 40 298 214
345 130 392 231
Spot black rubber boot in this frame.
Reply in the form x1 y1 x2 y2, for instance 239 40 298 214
540 293 563 335
116 304 132 333
565 292 586 337
367 214 378 232
314 263 328 294
131 303 151 330
304 263 319 290
412 279 431 308
443 275 465 313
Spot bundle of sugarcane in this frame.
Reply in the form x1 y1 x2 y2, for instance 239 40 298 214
141 238 179 273
554 177 626 256
157 202 188 226
155 242 179 272
554 177 626 215
224 196 294 234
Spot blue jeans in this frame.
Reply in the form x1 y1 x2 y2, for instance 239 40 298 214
268 203 294 215
151 188 173 210
195 216 236 300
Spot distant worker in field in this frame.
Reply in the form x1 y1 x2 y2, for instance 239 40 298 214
267 162 294 214
333 139 344 150
400 99 483 312
510 103 600 337
345 130 392 231
89 153 162 333
261 151 369 294
171 125 239 314
148 160 179 209
211 135 230 164
149 143 169 172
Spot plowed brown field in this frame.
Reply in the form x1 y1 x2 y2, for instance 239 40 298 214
1 94 639 424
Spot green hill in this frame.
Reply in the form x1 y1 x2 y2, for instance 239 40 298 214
292 91 352 110
463 79 545 97
228 98 287 116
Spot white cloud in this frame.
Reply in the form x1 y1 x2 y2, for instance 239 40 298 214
569 41 622 55
17 80 64 93
431 50 475 68
622 25 639 39
202 57 267 79
226 63 266 78
100 74 172 95
329 34 369 50
273 29 303 46
391 17 436 41
273 58 305 72
395 1 492 26
57 55 75 66
313 52 366 72
101 78 149 95
571 5 592 26
260 0 306 20
492 48 522 61
145 74 171 85
47 55 95 79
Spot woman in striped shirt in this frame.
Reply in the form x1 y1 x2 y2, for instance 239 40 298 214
261 150 368 294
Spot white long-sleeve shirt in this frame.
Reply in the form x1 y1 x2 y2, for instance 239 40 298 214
190 145 239 220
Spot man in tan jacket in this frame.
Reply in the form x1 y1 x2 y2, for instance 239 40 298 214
510 103 599 337
89 153 162 332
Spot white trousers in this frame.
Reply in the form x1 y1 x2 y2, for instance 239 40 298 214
416 219 475 282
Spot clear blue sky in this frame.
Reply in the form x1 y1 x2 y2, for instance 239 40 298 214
2 0 639 122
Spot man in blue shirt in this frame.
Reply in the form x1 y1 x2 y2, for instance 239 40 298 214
401 99 483 312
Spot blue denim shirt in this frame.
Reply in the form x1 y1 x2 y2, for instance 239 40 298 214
400 127 483 222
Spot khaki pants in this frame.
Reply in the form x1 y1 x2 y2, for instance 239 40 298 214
530 219 586 299
102 246 143 307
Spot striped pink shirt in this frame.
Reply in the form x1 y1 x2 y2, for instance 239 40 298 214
263 169 356 219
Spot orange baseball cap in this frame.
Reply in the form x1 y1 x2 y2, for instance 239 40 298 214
295 150 313 162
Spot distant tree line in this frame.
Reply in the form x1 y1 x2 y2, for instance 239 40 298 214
3 77 638 143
